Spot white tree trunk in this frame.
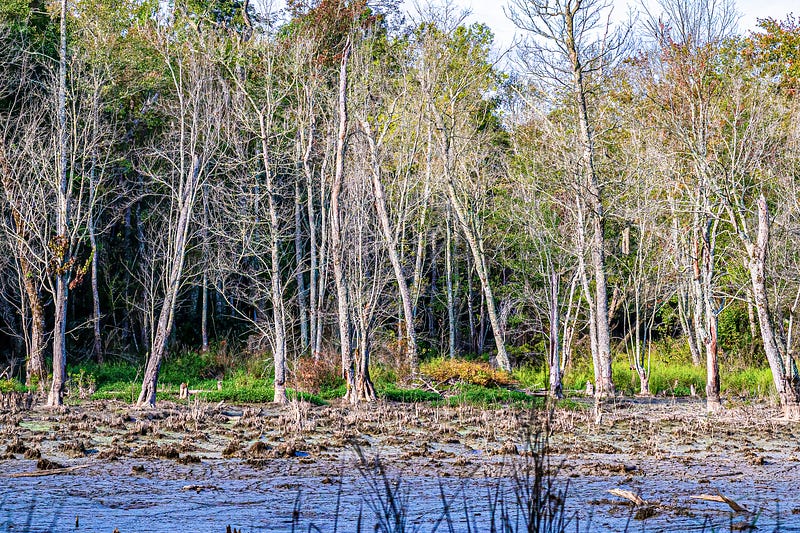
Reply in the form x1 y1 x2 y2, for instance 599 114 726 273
138 157 202 407
361 121 418 371
747 195 800 418
331 41 355 396
48 0 70 407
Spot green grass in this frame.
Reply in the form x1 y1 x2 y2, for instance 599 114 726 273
721 367 774 397
514 354 776 399
378 383 441 403
70 341 779 407
198 386 327 406
445 383 543 407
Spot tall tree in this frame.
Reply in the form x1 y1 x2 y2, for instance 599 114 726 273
137 20 227 407
508 0 628 395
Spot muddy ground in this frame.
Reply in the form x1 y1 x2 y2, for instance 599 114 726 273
1 396 800 531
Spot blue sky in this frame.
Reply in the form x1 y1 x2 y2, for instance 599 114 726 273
438 0 798 51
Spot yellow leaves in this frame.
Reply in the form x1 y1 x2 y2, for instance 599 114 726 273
420 357 516 387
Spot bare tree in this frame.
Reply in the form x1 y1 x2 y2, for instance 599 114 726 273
508 0 629 396
639 0 738 411
414 7 512 370
137 23 227 407
331 38 356 396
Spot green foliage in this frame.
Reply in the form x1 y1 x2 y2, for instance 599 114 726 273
512 365 549 390
160 349 224 384
722 367 775 397
0 378 25 393
319 383 348 400
716 303 754 360
92 389 173 402
529 340 776 399
74 362 140 388
199 386 326 406
0 0 29 21
750 15 800 92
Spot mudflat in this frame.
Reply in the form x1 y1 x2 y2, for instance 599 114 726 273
1 397 799 531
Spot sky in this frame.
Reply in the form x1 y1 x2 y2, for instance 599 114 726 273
400 0 798 52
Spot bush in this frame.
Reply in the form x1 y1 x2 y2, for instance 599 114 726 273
0 378 25 393
160 350 222 384
72 362 139 388
293 356 344 395
420 358 516 388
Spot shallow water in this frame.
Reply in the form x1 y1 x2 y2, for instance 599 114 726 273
3 398 800 532
2 457 800 532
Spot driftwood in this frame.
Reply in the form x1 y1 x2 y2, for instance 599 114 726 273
607 488 648 506
691 493 750 513
9 464 90 478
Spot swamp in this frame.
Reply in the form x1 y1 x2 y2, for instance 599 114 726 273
3 395 800 531
3 0 800 530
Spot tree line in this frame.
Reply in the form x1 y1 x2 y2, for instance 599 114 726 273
1 0 799 417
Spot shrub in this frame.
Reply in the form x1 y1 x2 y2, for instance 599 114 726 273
293 356 344 395
420 358 516 388
0 378 25 393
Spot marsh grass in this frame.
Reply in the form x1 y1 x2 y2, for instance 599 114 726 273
514 357 776 399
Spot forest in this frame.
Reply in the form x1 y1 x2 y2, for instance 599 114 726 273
1 0 800 419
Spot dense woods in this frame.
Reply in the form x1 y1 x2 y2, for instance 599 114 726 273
1 0 800 417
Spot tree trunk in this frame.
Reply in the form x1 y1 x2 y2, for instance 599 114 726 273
671 201 702 366
258 114 288 405
700 213 721 412
748 195 800 418
201 273 209 352
295 180 309 352
361 121 418 371
305 156 319 358
138 158 201 407
14 229 46 389
548 270 563 399
410 128 433 320
351 314 376 404
88 164 103 363
23 280 46 390
331 40 355 397
445 212 456 359
576 197 600 388
48 0 70 408
467 261 476 354
444 180 510 370
200 186 209 353
565 6 613 397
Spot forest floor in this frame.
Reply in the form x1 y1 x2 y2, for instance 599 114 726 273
1 397 800 531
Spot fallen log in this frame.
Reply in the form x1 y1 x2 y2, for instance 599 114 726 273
9 464 90 478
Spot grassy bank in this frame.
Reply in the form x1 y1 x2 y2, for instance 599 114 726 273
3 341 778 408
514 358 775 398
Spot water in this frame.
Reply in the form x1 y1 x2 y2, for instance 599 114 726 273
2 457 800 532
